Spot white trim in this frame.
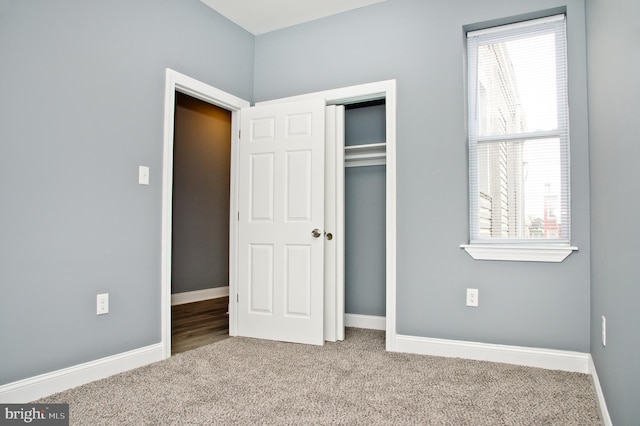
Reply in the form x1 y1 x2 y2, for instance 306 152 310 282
384 82 398 352
393 334 589 373
0 344 163 403
257 81 390 108
344 314 386 331
588 355 613 426
162 69 249 359
171 286 229 305
473 129 561 143
335 107 345 342
460 244 578 262
323 105 340 342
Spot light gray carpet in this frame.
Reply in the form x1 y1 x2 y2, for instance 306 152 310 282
38 329 601 425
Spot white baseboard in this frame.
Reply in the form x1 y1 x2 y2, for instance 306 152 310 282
588 355 613 426
171 286 229 305
393 334 590 373
344 314 386 330
0 343 164 403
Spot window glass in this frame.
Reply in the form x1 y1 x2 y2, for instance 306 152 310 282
467 15 570 244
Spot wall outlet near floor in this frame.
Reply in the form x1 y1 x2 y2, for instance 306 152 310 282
602 315 606 346
97 293 109 315
466 288 479 307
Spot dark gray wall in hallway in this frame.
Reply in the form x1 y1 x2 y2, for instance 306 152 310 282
586 0 640 423
171 93 231 295
0 0 253 385
254 0 591 352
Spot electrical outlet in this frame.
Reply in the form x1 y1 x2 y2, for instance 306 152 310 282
466 288 479 307
602 315 606 346
97 293 109 315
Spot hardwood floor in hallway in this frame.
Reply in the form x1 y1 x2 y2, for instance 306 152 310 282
171 296 229 355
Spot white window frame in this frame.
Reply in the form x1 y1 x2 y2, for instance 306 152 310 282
461 14 577 262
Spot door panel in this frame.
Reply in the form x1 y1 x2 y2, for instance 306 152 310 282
248 244 273 314
238 99 325 345
249 154 274 222
285 150 312 221
285 244 311 317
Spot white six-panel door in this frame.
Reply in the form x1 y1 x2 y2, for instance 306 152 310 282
237 99 326 345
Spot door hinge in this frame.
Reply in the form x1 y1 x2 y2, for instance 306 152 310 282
237 211 240 221
237 294 239 303
239 129 241 139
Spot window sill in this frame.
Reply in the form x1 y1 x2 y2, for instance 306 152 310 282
460 244 578 262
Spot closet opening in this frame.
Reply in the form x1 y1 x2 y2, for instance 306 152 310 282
343 99 387 330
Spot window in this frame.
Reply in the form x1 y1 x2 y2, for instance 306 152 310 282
463 14 576 262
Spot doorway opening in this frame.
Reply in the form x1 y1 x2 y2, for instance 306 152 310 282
170 92 232 355
161 69 249 358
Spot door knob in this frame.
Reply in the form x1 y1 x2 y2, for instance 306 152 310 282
311 229 322 238
326 233 333 241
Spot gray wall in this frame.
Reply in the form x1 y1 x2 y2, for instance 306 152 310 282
171 93 231 294
345 166 386 316
0 0 253 385
345 103 387 316
255 0 591 352
586 0 640 423
345 103 386 146
4 0 619 404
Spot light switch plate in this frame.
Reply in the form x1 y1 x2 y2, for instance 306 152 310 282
138 166 149 185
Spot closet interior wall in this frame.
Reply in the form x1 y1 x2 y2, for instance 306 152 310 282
344 101 387 317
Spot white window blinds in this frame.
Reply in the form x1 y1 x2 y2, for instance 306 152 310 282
467 14 570 245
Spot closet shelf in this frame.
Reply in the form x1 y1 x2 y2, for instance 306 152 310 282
345 142 386 167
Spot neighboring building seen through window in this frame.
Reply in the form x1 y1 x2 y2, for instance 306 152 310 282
467 14 570 244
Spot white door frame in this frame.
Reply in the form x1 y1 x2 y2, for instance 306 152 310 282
252 79 397 351
161 69 249 358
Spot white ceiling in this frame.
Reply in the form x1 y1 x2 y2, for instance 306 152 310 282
200 0 387 35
